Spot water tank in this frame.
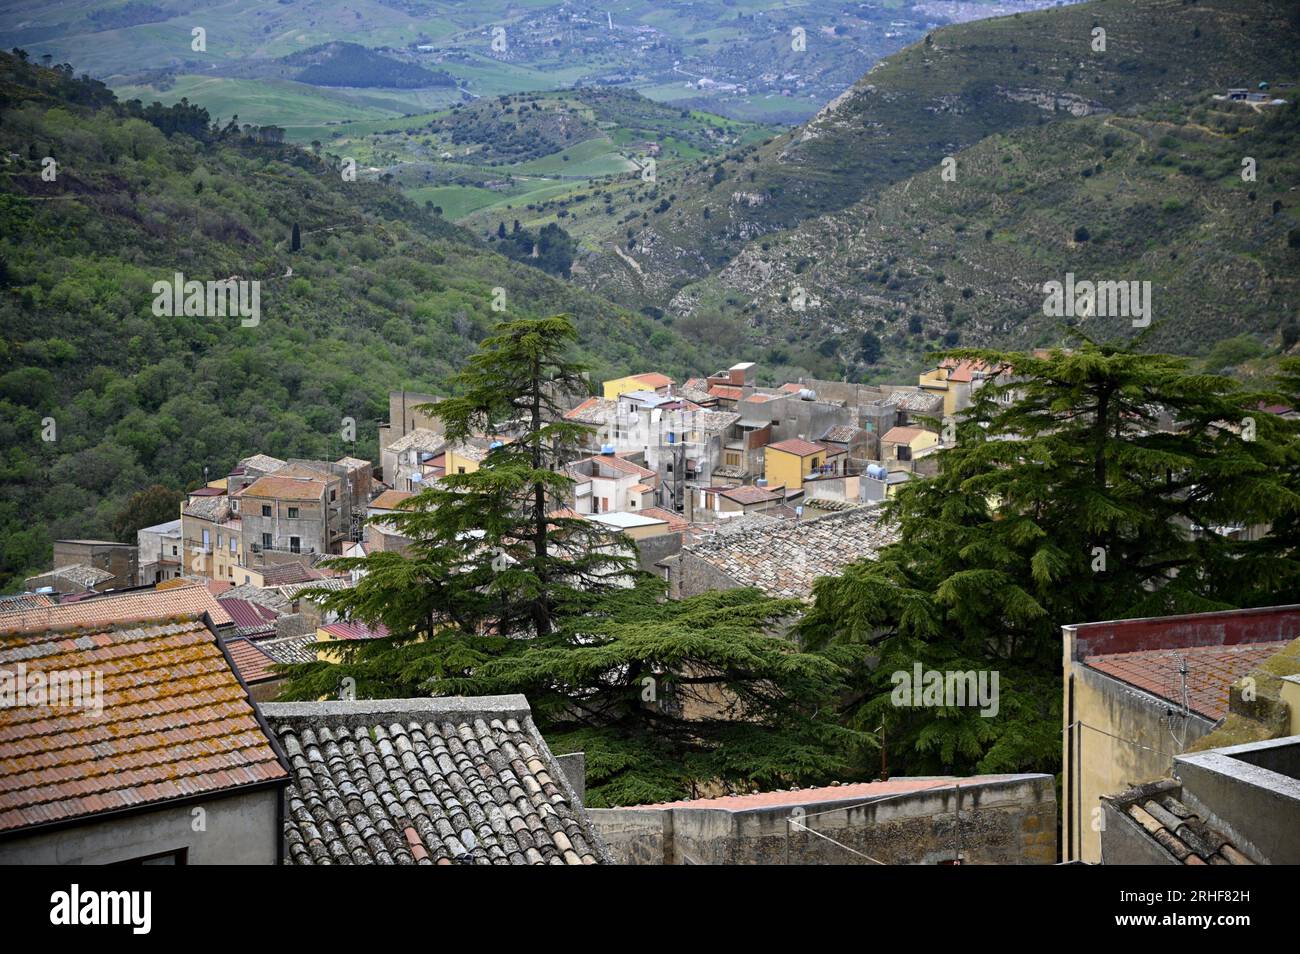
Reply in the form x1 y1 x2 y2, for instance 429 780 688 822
488 440 503 450
600 443 616 455
866 463 888 480
799 388 817 401
756 478 767 487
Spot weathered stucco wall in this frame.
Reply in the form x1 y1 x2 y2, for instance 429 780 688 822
0 785 283 865
591 775 1056 865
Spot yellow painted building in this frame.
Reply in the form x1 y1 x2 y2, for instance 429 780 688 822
880 426 939 462
763 439 841 493
601 372 672 399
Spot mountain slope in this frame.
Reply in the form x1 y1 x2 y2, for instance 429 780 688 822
580 0 1300 305
0 53 721 589
668 94 1300 378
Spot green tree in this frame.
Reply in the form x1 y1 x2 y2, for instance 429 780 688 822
110 484 183 542
799 340 1300 777
284 316 872 804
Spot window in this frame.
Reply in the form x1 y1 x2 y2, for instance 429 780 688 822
261 505 272 517
290 536 301 553
201 529 210 552
262 533 272 549
330 489 337 502
288 507 299 519
458 467 466 474
171 546 178 556
229 537 237 554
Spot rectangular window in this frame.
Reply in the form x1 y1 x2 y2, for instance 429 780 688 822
290 536 301 553
330 489 337 502
262 533 272 548
288 507 299 519
262 505 272 517
229 537 237 554
201 529 210 552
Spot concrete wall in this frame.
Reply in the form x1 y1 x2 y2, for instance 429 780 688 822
668 550 740 599
52 541 139 589
1063 665 1215 863
1175 739 1300 864
591 775 1056 865
0 786 283 865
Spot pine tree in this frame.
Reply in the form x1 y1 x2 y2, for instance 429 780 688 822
799 340 1300 776
284 315 871 804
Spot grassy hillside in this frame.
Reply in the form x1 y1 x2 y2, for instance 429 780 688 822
0 53 722 590
579 0 1300 305
668 93 1300 381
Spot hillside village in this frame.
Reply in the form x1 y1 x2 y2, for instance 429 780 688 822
5 348 1300 867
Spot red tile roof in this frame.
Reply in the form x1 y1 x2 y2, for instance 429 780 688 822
319 621 389 641
259 563 323 587
633 372 672 390
766 438 826 457
638 507 690 533
0 617 287 833
720 484 783 505
1084 642 1283 720
708 384 743 400
237 475 327 502
223 637 281 684
881 426 931 444
0 582 233 633
221 598 280 632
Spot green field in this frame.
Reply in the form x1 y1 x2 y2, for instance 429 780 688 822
112 75 460 129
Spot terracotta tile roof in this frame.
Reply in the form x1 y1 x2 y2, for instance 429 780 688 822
0 593 55 613
572 454 657 480
224 636 280 684
779 383 806 393
882 426 931 444
1105 779 1255 865
638 507 690 533
1084 642 1282 720
564 396 617 425
720 484 783 505
370 489 416 510
633 372 672 389
238 475 327 502
319 620 389 641
0 617 287 834
0 582 233 633
767 438 826 457
263 696 611 864
708 384 743 401
639 776 1013 810
682 507 897 599
221 598 280 634
336 456 372 471
259 563 323 587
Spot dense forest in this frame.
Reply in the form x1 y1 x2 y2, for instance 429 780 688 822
0 51 721 592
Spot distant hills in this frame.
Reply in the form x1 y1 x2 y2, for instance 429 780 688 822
570 0 1300 379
